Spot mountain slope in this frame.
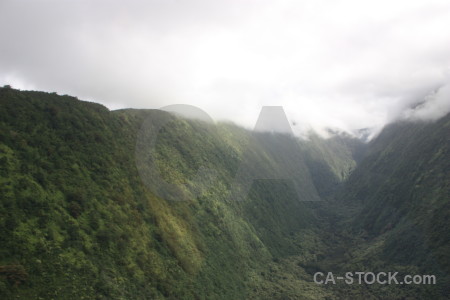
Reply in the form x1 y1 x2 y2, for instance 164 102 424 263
332 114 450 298
1 86 448 299
0 87 349 299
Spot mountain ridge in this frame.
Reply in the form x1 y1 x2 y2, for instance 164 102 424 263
0 87 448 299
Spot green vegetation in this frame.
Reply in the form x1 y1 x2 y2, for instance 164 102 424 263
331 115 450 298
0 88 333 299
0 87 448 299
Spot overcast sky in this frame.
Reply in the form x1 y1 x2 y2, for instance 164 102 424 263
1 0 450 137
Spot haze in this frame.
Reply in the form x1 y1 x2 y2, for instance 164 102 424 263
1 0 450 138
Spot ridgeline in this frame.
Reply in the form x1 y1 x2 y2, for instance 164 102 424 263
0 87 448 299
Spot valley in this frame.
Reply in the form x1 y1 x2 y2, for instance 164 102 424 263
0 87 448 299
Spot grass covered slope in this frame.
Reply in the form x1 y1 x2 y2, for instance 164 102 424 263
0 87 342 299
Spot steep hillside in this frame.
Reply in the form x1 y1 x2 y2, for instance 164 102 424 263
1 86 448 299
300 132 365 200
332 114 450 299
0 87 358 299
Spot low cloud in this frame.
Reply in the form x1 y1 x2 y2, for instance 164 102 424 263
403 80 450 121
1 0 449 137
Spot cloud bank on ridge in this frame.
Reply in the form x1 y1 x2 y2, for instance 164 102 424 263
1 0 449 138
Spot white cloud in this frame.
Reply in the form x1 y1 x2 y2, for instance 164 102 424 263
403 80 450 121
1 0 450 137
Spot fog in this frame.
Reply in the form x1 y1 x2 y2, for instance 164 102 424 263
1 0 450 138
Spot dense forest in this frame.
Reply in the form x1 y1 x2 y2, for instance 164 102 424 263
0 86 449 299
